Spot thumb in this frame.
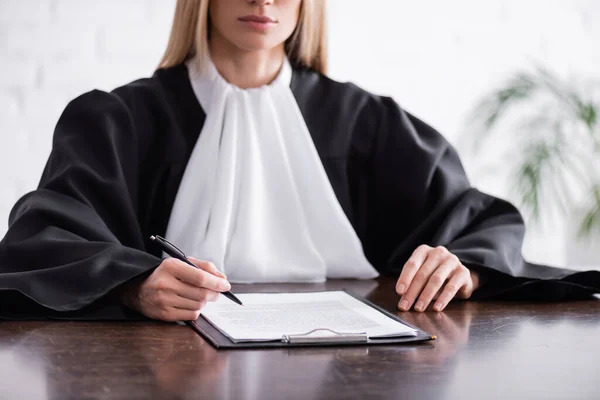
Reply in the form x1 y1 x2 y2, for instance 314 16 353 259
188 257 227 279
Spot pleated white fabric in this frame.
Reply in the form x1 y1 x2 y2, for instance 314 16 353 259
164 56 379 283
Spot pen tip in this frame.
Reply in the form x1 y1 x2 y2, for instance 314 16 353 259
150 235 156 240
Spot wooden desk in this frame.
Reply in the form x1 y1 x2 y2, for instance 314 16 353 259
1 277 599 400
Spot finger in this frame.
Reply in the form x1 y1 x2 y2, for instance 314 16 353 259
170 278 221 302
433 268 470 311
399 247 447 311
414 257 458 312
188 257 227 279
167 259 231 292
396 245 430 295
459 268 478 298
457 277 474 299
432 285 444 300
168 294 211 311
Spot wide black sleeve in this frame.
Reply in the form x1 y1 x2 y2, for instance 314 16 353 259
366 96 600 300
0 90 162 319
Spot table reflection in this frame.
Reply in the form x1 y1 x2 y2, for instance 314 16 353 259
145 331 229 398
400 303 474 365
1 279 599 400
0 324 48 400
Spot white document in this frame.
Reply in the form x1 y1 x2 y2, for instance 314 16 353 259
200 291 417 342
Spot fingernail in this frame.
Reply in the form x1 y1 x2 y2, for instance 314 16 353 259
415 301 424 311
396 284 406 294
434 302 443 311
222 281 231 291
399 299 409 310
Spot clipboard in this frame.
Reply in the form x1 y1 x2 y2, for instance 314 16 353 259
189 290 436 349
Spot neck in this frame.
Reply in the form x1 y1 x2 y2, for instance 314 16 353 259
208 31 285 89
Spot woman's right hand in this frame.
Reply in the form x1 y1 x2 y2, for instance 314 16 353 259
121 257 231 322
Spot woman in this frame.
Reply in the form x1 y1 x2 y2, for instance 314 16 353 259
0 0 598 321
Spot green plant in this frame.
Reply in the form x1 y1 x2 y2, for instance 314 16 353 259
465 66 600 237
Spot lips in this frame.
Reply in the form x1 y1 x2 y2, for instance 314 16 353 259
238 15 277 24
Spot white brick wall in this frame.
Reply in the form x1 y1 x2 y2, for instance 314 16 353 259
0 0 174 244
0 0 52 25
0 60 38 88
0 0 599 267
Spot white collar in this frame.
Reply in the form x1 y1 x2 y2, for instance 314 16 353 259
187 55 293 114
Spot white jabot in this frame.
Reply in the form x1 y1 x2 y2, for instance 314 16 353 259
164 56 379 283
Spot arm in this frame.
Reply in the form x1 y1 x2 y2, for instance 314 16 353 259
0 90 228 320
365 96 528 311
0 90 159 318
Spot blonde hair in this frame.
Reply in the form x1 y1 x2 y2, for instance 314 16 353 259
158 0 328 74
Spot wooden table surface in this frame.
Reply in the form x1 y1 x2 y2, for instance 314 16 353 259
1 277 599 400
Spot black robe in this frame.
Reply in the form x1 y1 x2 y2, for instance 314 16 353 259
1 63 598 320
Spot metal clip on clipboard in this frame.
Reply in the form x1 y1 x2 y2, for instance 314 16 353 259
282 328 369 344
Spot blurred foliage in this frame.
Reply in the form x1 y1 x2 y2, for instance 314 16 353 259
467 66 600 237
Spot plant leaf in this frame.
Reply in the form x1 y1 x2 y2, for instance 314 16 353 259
466 73 539 151
578 184 600 238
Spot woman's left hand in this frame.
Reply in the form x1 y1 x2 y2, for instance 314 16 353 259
395 245 481 312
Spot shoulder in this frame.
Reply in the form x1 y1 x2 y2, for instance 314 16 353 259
291 66 451 158
290 66 394 158
58 64 193 143
290 66 432 136
63 64 190 121
291 66 390 119
48 65 194 170
111 64 191 110
291 67 440 137
291 66 439 129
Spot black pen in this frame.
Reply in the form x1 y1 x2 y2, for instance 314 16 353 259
150 235 243 306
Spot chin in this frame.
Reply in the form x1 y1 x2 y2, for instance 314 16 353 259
233 36 284 53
